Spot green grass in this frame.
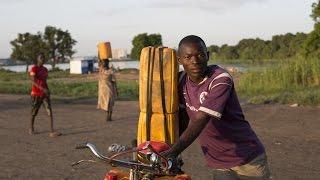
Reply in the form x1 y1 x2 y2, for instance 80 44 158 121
4 59 320 105
0 82 30 94
0 69 79 81
50 80 138 100
209 59 278 65
0 69 29 81
116 68 139 73
237 56 320 105
0 80 138 100
0 69 139 100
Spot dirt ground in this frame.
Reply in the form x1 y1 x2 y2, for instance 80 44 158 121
0 94 319 180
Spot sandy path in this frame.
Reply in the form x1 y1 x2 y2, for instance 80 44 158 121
0 94 319 179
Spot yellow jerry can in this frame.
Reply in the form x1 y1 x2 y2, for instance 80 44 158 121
98 42 112 60
137 47 179 145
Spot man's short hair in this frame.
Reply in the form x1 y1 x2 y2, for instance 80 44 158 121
178 35 207 53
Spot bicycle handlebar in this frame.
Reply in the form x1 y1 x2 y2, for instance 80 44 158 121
75 143 89 149
73 142 172 175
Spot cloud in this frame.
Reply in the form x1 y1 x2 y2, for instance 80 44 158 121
0 0 29 4
113 24 141 29
147 0 267 12
96 7 126 17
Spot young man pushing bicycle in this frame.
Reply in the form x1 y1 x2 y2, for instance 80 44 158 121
163 35 270 179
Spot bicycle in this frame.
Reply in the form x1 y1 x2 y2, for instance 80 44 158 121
72 141 190 180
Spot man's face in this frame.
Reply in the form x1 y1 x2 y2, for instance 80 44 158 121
178 42 209 81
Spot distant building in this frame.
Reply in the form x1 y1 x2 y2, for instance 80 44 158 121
70 57 97 74
0 59 11 66
0 58 25 66
111 48 128 60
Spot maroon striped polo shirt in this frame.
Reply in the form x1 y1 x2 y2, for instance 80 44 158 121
179 65 265 169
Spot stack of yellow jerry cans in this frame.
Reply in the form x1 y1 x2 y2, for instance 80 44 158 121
137 47 179 145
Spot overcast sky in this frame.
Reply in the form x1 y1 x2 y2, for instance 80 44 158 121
0 0 315 58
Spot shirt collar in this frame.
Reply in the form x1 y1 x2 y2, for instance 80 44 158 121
187 76 208 86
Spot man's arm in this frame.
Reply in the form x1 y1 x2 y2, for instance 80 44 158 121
30 74 49 95
111 73 118 97
165 111 213 158
178 108 189 136
30 75 41 89
166 72 233 158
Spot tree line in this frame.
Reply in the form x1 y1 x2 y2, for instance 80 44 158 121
208 0 320 63
9 29 161 71
130 33 162 60
10 26 77 71
9 0 320 71
207 32 308 62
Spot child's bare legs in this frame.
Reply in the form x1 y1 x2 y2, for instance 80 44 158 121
106 111 112 121
29 115 36 135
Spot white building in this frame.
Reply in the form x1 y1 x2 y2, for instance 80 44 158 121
70 57 96 74
112 48 128 59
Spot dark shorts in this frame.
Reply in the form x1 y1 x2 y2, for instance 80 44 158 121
31 96 52 116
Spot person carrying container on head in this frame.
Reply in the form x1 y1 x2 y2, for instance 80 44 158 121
97 42 117 122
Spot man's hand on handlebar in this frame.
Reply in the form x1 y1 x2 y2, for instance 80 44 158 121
160 149 183 174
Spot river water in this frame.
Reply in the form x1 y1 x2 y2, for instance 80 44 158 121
1 61 139 72
1 61 263 73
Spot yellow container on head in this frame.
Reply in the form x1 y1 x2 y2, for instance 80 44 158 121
98 42 112 60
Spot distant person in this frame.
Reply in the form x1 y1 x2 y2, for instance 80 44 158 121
29 53 61 137
163 35 270 179
97 59 117 122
